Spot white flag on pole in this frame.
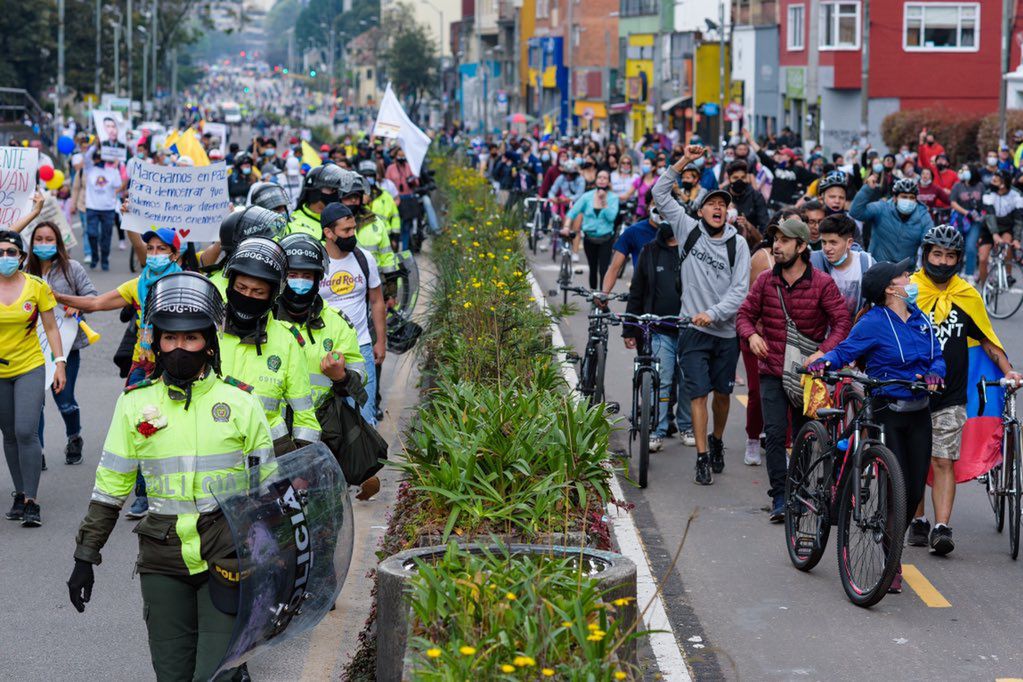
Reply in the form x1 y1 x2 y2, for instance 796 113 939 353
372 83 432 175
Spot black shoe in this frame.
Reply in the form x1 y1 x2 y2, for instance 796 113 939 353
237 663 252 682
65 436 84 465
929 525 955 556
665 422 679 438
694 453 713 485
709 434 725 474
41 454 47 471
907 518 930 547
21 500 41 527
769 494 785 523
5 492 26 520
374 407 384 422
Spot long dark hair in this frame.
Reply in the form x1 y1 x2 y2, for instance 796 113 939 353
25 221 72 283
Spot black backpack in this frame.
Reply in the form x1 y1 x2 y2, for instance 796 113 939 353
680 225 737 269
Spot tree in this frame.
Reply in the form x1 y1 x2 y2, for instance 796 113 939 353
381 3 436 121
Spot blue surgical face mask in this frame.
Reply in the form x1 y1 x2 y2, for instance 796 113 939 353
32 244 57 260
901 282 919 306
693 157 706 169
872 163 884 175
241 166 252 175
896 198 917 215
829 251 849 268
959 170 972 182
264 149 276 157
147 254 172 273
640 163 652 174
287 277 314 295
0 256 20 276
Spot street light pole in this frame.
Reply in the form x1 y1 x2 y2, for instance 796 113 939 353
859 0 870 146
57 0 65 142
718 1 726 155
998 0 1014 147
114 21 121 95
95 0 101 98
127 0 133 120
423 0 444 124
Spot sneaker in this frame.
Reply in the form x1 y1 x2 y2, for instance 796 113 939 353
65 436 84 465
571 253 580 262
744 438 762 466
5 492 26 521
709 434 725 474
125 496 149 519
356 476 380 501
21 500 41 528
769 495 785 523
649 436 663 453
679 430 696 447
118 240 127 250
694 453 713 485
888 566 903 594
929 524 955 556
907 517 930 547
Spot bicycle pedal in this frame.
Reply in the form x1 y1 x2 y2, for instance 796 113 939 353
604 401 620 415
565 351 581 363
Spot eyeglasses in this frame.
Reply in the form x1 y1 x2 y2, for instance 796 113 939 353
806 219 822 227
0 248 20 257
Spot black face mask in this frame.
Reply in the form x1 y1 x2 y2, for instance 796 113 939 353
924 259 959 284
160 347 209 383
731 179 748 194
680 181 695 192
335 235 358 253
703 220 724 236
658 223 674 241
824 205 845 217
227 287 273 327
318 191 337 205
281 280 318 315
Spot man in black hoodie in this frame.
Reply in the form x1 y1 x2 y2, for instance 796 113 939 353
623 221 692 453
726 159 769 233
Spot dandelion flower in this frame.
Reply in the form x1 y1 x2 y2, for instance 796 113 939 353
587 623 599 631
459 645 476 656
542 669 555 677
513 655 536 667
612 597 635 606
501 664 515 673
505 592 517 601
614 672 627 680
561 621 572 628
463 301 472 308
426 648 441 659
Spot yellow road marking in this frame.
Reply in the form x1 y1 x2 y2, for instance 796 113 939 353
902 564 951 608
735 394 749 407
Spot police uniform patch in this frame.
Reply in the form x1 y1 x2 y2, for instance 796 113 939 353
323 338 334 352
267 354 282 372
212 402 231 422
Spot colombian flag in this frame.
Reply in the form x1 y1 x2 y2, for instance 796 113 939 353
163 127 210 166
914 273 1005 484
301 140 322 169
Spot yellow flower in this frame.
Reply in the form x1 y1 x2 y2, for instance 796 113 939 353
505 592 517 601
472 281 482 288
587 623 599 631
501 664 516 673
513 655 536 667
503 255 510 260
542 669 555 677
459 645 476 656
561 621 572 628
426 648 442 659
586 630 606 641
463 301 472 308
614 672 627 680
612 597 635 606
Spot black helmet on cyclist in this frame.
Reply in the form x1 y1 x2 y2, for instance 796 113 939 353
224 236 287 301
921 224 964 284
818 170 848 195
892 177 919 196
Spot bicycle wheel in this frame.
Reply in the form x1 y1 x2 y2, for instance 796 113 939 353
784 421 833 571
836 445 906 608
635 371 653 488
984 260 1023 319
1008 424 1021 559
560 253 571 305
988 462 1005 532
577 346 596 400
592 341 607 405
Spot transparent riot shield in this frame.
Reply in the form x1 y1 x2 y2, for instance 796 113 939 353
212 442 354 676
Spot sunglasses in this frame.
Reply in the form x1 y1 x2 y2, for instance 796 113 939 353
0 248 21 257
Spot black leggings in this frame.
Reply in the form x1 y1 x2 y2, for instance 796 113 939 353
583 237 613 290
874 402 932 526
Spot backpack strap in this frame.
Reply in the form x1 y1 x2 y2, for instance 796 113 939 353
680 225 737 269
351 247 372 304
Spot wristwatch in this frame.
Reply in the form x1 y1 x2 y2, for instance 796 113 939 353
53 355 67 364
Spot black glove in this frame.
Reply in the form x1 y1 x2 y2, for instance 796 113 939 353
67 559 94 613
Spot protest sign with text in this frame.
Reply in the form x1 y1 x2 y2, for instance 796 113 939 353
0 147 39 228
123 161 230 242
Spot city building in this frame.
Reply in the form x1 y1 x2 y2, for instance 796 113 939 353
347 27 383 108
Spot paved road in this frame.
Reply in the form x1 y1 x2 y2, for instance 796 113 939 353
0 227 418 680
530 249 1023 681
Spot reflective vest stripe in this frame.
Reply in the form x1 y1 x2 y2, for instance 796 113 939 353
310 374 332 387
292 426 321 443
98 449 137 473
91 489 128 506
359 242 380 252
257 395 282 412
270 421 290 440
288 395 314 412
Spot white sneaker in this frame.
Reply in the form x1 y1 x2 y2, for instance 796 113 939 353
679 430 696 447
744 439 762 466
118 240 127 250
649 436 663 452
572 252 580 262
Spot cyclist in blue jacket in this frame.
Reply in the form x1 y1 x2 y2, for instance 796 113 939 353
810 258 944 594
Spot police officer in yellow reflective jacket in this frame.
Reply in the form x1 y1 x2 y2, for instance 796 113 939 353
218 237 321 452
205 206 288 300
283 164 348 241
340 170 397 278
67 272 273 681
276 233 366 408
357 159 400 238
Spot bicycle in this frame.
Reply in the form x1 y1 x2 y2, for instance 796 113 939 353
554 229 577 304
784 367 929 607
982 241 1023 319
522 195 550 255
977 376 1023 559
563 286 627 408
617 312 689 489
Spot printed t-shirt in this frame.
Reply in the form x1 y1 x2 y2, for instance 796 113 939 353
319 248 380 346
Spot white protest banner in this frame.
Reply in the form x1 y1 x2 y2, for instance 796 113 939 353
372 83 432 175
36 312 80 389
0 146 39 228
204 122 228 156
123 161 230 242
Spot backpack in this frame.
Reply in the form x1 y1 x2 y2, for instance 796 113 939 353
680 225 737 269
350 246 372 304
316 393 388 486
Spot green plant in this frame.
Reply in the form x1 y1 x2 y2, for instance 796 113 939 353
880 107 981 163
977 110 1023 157
406 543 640 681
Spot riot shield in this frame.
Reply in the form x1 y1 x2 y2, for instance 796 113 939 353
211 442 354 676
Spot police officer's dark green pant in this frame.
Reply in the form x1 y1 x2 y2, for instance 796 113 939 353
140 573 236 682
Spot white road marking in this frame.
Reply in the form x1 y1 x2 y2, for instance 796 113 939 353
528 272 693 682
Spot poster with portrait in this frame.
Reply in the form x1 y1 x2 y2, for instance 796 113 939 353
92 110 127 162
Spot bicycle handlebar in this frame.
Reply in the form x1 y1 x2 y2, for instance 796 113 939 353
615 312 692 328
561 286 628 303
797 367 934 394
976 375 1022 416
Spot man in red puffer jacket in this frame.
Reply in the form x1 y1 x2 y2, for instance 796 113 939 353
736 217 852 522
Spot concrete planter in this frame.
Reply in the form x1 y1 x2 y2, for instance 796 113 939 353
375 543 638 682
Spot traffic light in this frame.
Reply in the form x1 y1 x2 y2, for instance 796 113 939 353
283 68 289 74
310 70 317 77
240 50 246 57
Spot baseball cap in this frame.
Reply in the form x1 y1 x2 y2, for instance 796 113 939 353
321 202 353 228
861 258 915 305
141 227 181 252
771 217 811 242
699 189 732 209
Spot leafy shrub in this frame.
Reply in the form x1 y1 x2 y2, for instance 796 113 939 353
976 110 1023 157
880 107 982 163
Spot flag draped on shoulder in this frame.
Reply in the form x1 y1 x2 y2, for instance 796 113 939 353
372 83 432 175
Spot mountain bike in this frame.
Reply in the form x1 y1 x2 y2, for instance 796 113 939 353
983 241 1023 319
563 286 627 408
978 376 1023 559
784 368 929 607
554 228 576 304
523 196 553 255
617 312 689 488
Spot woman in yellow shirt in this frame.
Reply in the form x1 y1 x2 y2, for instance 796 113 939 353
0 230 67 528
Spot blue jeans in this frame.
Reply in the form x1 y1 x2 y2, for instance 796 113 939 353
652 333 692 437
964 218 981 277
85 209 115 269
359 343 378 425
38 349 81 447
78 211 91 258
